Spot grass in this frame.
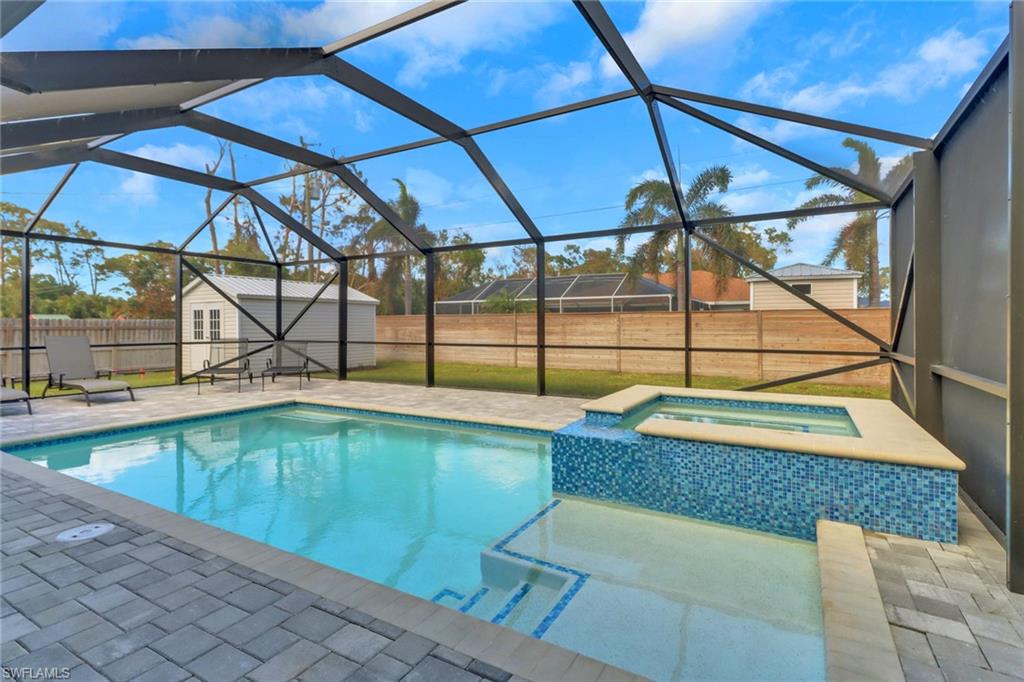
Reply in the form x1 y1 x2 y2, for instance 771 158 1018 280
21 370 179 397
348 360 889 400
18 361 887 400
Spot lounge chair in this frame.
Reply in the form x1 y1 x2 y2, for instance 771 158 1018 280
194 339 253 394
261 341 311 391
42 336 135 406
1 376 31 414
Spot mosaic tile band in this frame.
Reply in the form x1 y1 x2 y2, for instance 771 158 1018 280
553 418 958 543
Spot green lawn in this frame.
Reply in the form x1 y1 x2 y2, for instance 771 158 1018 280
19 361 887 400
21 370 180 397
349 360 888 400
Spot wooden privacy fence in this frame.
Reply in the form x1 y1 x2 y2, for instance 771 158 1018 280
0 319 175 379
375 308 891 387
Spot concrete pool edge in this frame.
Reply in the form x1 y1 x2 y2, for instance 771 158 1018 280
582 386 964 471
816 520 904 682
0 396 560 449
0 451 634 682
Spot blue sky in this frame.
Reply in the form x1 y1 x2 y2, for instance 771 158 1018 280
1 0 1010 287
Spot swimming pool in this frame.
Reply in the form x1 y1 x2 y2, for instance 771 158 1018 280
7 405 551 601
5 403 825 680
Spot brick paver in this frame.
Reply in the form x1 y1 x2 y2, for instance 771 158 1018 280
0 471 525 681
868 500 1024 681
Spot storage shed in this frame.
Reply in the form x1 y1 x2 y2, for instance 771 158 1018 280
180 274 377 373
746 263 861 311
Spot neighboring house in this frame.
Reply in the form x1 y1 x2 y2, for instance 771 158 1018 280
746 263 862 310
436 273 675 314
179 274 378 373
653 271 750 311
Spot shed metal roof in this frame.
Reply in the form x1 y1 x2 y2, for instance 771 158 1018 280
181 274 378 304
745 263 862 282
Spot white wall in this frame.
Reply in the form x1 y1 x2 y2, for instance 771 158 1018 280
181 282 376 375
750 279 858 310
238 297 376 372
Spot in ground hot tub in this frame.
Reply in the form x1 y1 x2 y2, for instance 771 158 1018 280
552 386 964 542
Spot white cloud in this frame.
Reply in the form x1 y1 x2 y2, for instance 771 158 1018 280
601 1 765 78
118 14 271 49
118 143 218 204
630 168 668 185
741 28 990 118
404 168 454 208
536 61 594 107
730 166 775 190
281 1 561 88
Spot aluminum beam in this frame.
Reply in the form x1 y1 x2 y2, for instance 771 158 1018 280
185 111 430 253
314 56 541 242
741 358 889 392
573 0 651 94
1008 0 1024 593
90 148 241 192
24 163 77 234
1 1 44 38
240 188 345 261
652 85 933 150
0 48 324 93
692 229 891 350
322 0 466 54
657 94 893 205
178 194 234 251
911 151 943 439
0 107 182 153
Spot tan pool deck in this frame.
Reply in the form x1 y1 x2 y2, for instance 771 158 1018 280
1 379 1021 681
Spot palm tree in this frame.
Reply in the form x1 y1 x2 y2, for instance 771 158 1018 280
364 179 432 315
788 138 910 307
617 166 778 309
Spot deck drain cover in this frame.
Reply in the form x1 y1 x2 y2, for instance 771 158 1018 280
56 523 114 542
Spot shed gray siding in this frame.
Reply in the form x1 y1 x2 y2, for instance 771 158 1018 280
238 297 376 371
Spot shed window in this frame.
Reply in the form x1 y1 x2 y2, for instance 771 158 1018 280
791 283 812 295
209 309 221 340
193 309 204 340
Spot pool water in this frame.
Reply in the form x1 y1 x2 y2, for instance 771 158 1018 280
8 404 826 680
9 406 551 600
616 399 860 436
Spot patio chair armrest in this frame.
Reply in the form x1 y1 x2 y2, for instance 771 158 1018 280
266 358 272 369
203 359 211 369
50 372 65 389
96 369 113 380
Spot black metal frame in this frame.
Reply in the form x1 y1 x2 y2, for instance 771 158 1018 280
1 0 1019 586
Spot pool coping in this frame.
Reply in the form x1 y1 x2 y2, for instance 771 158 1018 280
582 386 964 471
816 520 904 682
0 450 638 682
0 396 561 449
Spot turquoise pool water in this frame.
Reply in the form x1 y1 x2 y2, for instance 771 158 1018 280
8 406 551 600
8 404 825 680
616 399 860 436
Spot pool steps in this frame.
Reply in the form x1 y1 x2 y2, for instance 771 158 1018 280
430 541 577 637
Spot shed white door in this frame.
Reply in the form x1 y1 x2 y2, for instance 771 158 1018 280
188 303 224 371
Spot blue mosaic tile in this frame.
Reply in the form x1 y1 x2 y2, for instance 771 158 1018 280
552 418 958 543
584 395 852 428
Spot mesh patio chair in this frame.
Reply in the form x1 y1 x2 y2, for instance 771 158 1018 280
195 339 253 395
1 375 31 414
261 341 311 391
42 336 134 406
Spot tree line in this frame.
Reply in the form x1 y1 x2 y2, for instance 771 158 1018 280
0 137 903 320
